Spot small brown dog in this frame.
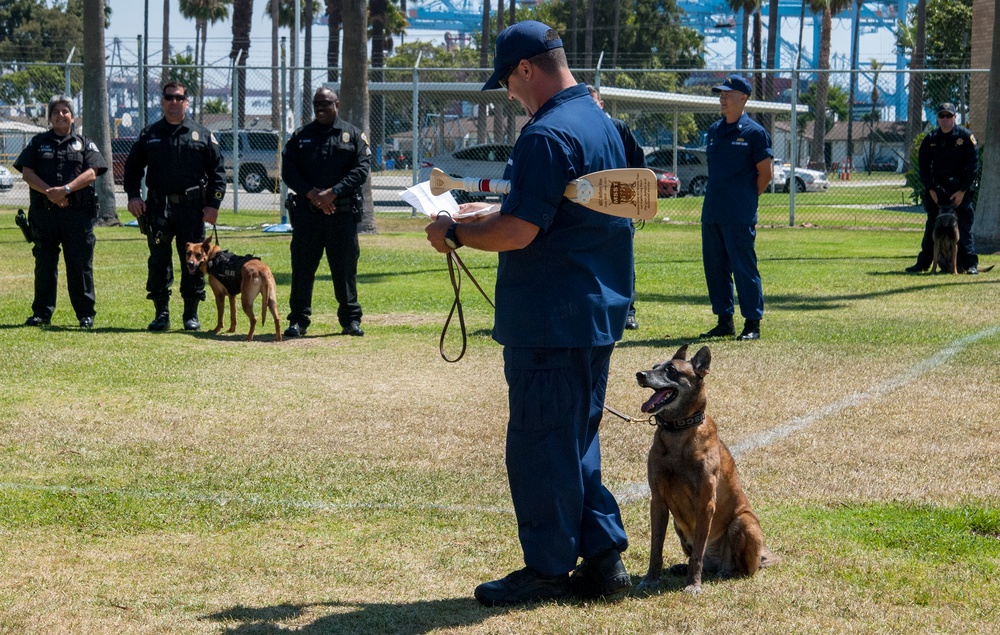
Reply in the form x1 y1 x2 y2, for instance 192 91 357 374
636 345 775 594
185 237 281 342
931 208 960 275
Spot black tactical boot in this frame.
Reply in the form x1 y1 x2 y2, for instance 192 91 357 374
182 298 201 331
737 319 761 341
148 300 170 331
700 314 735 338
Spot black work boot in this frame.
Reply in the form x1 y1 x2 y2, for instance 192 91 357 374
182 298 201 331
700 314 735 338
148 300 170 332
737 319 761 341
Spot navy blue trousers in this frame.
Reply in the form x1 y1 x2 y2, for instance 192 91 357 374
701 222 764 321
503 344 629 577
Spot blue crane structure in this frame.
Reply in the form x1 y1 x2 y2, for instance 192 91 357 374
404 0 914 118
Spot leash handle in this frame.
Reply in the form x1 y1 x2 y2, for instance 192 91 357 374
211 224 220 246
440 251 468 363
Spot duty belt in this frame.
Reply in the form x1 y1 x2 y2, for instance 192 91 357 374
155 185 202 205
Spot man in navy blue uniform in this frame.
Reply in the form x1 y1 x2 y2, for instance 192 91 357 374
906 102 980 275
14 95 107 328
699 74 773 341
588 84 644 331
426 21 632 607
124 81 227 332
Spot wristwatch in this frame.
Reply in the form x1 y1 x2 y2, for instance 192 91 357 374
443 222 462 250
64 185 71 194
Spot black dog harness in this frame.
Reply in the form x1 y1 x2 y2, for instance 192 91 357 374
206 250 260 296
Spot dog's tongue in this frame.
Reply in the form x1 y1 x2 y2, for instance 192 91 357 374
641 389 673 413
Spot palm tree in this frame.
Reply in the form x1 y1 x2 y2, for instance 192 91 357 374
229 0 254 129
326 0 341 81
726 0 759 71
807 0 852 171
83 0 118 225
340 0 373 231
268 0 279 130
180 0 231 122
162 0 171 82
906 0 927 164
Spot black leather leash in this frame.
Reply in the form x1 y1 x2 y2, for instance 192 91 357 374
440 248 494 362
436 212 494 362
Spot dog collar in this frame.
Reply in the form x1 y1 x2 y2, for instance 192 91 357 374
652 411 706 430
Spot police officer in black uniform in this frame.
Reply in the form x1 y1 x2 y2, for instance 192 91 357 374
14 95 107 328
906 102 980 275
123 81 227 330
282 87 372 338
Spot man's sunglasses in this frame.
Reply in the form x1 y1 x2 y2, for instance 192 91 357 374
162 94 188 102
313 99 335 107
938 112 955 119
498 62 519 90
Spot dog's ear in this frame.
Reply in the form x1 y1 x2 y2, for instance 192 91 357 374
672 344 689 361
691 346 711 378
203 236 213 249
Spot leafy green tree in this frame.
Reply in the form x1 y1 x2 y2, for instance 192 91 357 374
162 53 200 98
203 98 230 114
0 0 83 64
897 0 972 115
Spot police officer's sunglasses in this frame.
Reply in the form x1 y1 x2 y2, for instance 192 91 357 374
162 94 188 102
937 112 955 119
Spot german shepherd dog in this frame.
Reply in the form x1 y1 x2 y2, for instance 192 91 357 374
185 236 282 342
931 206 960 275
635 345 776 594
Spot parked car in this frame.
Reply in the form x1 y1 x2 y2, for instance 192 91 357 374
111 137 136 185
779 164 830 193
770 160 787 191
645 147 710 196
216 129 282 193
864 153 901 172
651 168 680 198
0 165 14 191
417 144 514 201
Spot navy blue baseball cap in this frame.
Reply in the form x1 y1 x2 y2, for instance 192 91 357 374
482 21 564 91
712 74 752 96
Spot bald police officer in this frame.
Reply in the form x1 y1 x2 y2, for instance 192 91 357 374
906 102 980 275
124 81 227 331
14 95 107 328
282 88 372 338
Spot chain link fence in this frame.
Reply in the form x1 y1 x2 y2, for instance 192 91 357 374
0 61 986 229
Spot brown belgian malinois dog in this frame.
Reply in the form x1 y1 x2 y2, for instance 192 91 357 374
635 345 776 594
931 207 961 275
185 236 281 342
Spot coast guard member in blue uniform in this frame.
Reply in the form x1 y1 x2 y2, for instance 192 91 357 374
699 74 773 341
425 21 633 607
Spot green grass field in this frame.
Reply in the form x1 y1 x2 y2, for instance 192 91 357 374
1 205 998 634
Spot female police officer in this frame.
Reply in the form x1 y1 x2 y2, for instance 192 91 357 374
14 95 107 328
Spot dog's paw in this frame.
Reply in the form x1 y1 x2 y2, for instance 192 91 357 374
636 577 661 593
683 583 703 596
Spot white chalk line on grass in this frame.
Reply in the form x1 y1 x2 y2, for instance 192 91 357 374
2 326 998 515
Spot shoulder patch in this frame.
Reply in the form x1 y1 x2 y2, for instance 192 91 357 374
360 132 369 145
88 141 98 151
214 191 224 200
210 133 219 145
970 134 977 146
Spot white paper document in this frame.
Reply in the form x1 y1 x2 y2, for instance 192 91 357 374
399 181 501 219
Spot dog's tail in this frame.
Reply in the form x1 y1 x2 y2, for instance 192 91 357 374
979 264 995 273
